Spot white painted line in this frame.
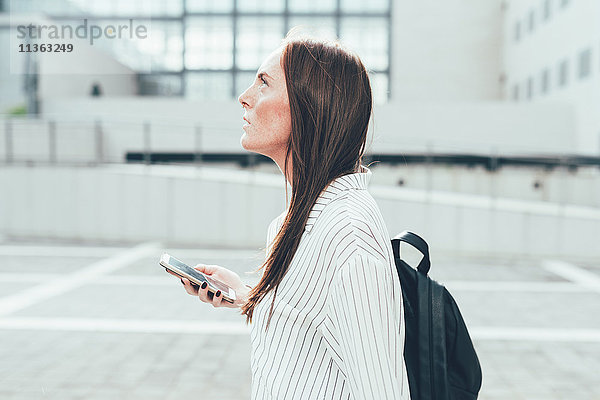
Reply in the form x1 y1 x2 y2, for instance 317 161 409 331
0 245 128 257
0 242 160 316
0 317 250 335
442 281 589 293
470 327 600 342
542 260 600 293
0 245 262 259
0 273 65 283
0 274 586 293
0 318 597 342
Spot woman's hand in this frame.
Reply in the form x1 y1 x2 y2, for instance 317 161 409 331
165 264 251 309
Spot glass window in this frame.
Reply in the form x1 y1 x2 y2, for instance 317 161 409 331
68 0 184 16
340 17 388 71
561 0 569 8
235 71 258 97
236 17 285 70
514 21 520 42
11 0 85 14
340 0 388 13
185 17 233 69
543 0 551 21
540 68 550 94
528 9 535 32
287 18 337 41
238 0 284 13
6 0 392 102
288 0 336 13
526 76 533 99
578 48 591 79
186 72 232 100
558 59 569 87
512 84 519 100
133 21 183 72
138 74 183 96
186 0 233 13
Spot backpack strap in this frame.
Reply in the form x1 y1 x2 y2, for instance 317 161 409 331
417 274 432 399
431 282 449 399
392 231 431 274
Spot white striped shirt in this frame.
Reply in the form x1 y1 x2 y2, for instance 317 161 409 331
250 165 411 400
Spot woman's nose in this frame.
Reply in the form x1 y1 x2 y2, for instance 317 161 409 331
238 89 250 108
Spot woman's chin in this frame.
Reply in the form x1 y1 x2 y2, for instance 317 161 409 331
240 133 258 152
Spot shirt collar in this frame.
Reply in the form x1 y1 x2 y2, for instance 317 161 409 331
304 165 372 233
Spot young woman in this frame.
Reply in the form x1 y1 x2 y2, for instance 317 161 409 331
169 31 411 400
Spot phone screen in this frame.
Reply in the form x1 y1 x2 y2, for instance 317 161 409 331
167 255 232 294
168 256 207 284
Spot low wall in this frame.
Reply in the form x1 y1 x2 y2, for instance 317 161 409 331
1 165 599 260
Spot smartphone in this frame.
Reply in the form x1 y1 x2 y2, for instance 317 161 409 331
159 253 236 304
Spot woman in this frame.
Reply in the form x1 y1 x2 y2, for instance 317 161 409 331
170 30 411 400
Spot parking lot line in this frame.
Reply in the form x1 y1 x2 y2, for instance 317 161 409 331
0 316 250 334
470 327 600 342
0 273 592 292
542 260 600 293
0 245 129 257
0 242 159 316
0 316 598 342
0 245 261 259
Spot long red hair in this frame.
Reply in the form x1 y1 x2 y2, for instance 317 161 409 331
240 29 373 331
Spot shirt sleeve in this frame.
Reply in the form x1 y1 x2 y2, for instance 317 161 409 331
326 251 403 399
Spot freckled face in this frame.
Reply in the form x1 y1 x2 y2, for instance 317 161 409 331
238 47 291 161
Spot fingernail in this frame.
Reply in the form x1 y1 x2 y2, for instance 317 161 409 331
216 291 221 297
201 282 207 289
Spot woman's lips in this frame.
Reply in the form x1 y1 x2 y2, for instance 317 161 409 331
243 116 251 129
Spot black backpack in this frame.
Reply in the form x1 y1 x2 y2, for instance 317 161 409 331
391 231 482 400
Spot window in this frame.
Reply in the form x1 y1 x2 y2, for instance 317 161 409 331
186 0 233 12
543 0 551 21
514 20 521 42
186 72 233 100
289 0 336 12
340 17 389 70
341 0 388 12
578 48 591 80
561 0 569 8
236 17 285 71
512 84 519 100
528 9 535 32
238 0 285 13
185 17 233 69
7 0 392 102
139 74 183 96
558 59 569 87
287 16 337 40
526 76 534 99
540 68 550 94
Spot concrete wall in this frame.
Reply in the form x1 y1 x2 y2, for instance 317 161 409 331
391 0 504 102
503 0 600 155
1 165 598 260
